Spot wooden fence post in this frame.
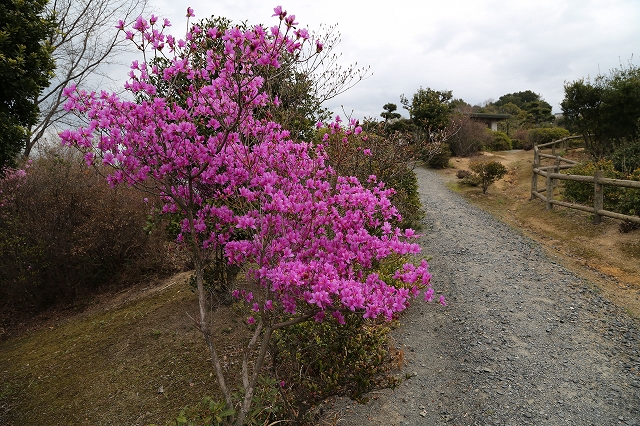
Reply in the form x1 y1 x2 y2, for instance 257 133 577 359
531 145 539 199
593 170 604 224
546 169 553 210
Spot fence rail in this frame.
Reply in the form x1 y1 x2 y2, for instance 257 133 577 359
530 137 640 225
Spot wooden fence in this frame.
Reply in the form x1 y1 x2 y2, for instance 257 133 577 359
530 136 640 225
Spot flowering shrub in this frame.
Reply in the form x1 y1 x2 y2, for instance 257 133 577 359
60 7 441 424
317 120 424 229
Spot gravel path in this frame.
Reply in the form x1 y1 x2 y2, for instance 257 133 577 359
326 166 640 425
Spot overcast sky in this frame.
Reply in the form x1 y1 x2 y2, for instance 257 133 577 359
144 0 640 120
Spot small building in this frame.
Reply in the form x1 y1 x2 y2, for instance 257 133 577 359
470 113 511 131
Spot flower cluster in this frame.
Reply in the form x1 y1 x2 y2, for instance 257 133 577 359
60 6 443 327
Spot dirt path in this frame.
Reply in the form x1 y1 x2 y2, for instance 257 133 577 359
325 166 640 425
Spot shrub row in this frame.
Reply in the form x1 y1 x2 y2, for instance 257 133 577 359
0 146 176 314
563 160 640 226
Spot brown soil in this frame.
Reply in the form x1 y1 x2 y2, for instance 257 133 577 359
440 149 640 318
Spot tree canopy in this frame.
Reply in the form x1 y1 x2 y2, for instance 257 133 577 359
562 62 640 157
0 0 55 172
401 87 453 131
488 90 554 125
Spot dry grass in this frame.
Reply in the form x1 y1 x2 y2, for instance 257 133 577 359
0 272 254 425
441 150 640 318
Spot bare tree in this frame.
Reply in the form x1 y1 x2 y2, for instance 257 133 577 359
25 0 148 158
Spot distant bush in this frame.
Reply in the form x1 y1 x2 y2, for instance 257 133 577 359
426 142 451 169
0 146 175 313
528 127 570 146
468 160 508 193
485 131 512 151
448 115 491 157
512 128 530 150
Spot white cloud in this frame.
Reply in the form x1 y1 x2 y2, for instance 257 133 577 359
123 0 640 117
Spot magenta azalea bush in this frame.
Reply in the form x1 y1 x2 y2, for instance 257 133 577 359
60 6 442 424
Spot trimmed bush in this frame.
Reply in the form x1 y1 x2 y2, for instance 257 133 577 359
528 127 570 146
486 131 512 151
468 160 508 193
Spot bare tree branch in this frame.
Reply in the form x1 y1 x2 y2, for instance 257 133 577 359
25 0 148 158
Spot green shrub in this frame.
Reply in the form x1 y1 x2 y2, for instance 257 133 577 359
528 127 570 146
564 161 640 226
272 313 399 409
468 160 508 193
563 160 621 209
426 142 451 169
611 140 640 174
486 131 512 151
616 168 640 218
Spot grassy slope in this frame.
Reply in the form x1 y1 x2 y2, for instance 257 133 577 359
0 272 252 425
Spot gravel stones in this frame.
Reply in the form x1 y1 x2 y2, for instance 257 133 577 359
326 167 640 425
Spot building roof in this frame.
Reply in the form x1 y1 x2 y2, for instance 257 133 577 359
469 113 511 120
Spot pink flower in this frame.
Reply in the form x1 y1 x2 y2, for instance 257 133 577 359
284 14 298 27
439 295 447 306
424 288 434 302
186 7 195 18
247 317 255 325
272 5 285 18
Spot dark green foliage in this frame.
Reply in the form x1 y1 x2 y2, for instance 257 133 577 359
380 103 402 121
563 160 640 220
401 87 453 131
611 140 640 174
528 127 571 146
272 313 398 409
492 90 555 125
426 143 451 169
0 0 56 172
468 160 508 193
561 62 640 158
486 131 513 151
0 147 174 313
616 169 640 219
563 160 619 208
